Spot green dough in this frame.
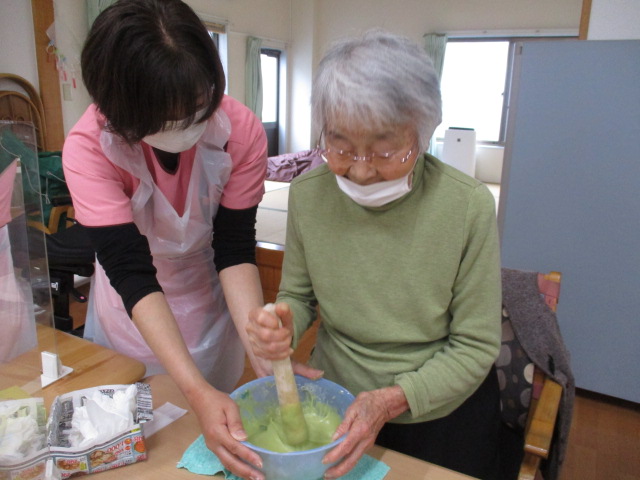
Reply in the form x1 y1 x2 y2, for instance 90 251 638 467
280 403 309 446
241 395 342 453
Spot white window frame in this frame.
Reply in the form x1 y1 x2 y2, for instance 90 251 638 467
260 40 287 156
439 29 578 146
199 15 229 93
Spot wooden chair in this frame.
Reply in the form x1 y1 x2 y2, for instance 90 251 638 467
26 205 75 235
0 73 47 151
517 272 563 480
498 270 566 480
1 84 73 235
47 204 76 234
1 74 72 234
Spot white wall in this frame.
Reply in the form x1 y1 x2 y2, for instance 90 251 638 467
0 0 38 92
46 0 291 136
314 0 582 61
46 0 586 151
587 0 640 39
52 0 92 135
2 0 585 150
288 0 315 153
308 0 583 177
184 0 291 103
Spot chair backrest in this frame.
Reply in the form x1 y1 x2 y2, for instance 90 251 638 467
0 74 47 151
496 271 560 432
497 269 570 480
537 271 561 313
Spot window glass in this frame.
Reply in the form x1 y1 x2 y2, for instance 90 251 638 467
203 20 225 48
436 41 509 143
209 32 219 48
260 52 279 123
260 49 281 156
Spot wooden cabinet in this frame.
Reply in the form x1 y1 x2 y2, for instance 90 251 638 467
256 241 284 304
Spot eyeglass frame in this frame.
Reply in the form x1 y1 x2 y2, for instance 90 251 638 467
317 128 418 166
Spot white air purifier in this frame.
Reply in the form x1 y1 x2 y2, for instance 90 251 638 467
441 128 477 177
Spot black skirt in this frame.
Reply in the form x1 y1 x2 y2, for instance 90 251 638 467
376 366 501 480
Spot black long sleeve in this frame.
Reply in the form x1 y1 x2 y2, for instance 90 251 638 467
212 204 258 272
83 203 258 316
84 222 162 317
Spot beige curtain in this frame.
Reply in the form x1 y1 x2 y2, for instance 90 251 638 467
245 37 263 118
423 33 448 78
423 33 448 155
86 0 118 28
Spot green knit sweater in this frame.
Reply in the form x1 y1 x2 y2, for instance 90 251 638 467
277 154 501 423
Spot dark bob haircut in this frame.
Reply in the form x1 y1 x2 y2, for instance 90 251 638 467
81 0 225 144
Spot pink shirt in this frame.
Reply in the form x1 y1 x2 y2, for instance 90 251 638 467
63 95 267 227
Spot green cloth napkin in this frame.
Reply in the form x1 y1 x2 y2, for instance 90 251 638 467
177 434 390 480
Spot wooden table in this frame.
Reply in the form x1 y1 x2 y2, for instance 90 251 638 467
92 374 476 480
0 323 146 407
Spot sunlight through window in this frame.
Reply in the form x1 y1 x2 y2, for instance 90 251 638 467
436 41 509 143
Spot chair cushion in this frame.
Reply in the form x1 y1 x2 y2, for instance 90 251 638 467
496 306 534 430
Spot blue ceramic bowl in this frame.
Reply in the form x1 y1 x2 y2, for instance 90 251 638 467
230 375 355 480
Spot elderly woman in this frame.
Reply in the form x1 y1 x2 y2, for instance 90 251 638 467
247 30 502 480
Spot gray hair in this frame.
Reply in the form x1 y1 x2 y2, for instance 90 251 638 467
312 30 442 152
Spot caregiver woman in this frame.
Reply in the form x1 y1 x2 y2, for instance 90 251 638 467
63 0 267 478
247 31 503 479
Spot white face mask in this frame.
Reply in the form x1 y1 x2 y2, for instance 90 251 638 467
335 173 413 207
143 118 208 153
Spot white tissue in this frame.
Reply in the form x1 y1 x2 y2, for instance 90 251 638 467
67 384 137 448
0 415 42 460
0 399 46 462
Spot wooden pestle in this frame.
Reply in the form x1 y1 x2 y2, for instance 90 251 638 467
264 303 309 446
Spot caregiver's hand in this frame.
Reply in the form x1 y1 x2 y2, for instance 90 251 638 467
191 383 265 480
321 386 410 479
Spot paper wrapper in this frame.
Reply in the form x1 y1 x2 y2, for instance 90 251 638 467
0 383 152 480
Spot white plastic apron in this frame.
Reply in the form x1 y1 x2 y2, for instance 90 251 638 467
0 160 37 362
0 225 37 362
84 111 244 392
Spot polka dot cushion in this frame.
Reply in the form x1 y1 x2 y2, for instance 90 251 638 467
496 306 534 430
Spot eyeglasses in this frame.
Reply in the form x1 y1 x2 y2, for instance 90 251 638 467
318 130 417 167
322 146 416 165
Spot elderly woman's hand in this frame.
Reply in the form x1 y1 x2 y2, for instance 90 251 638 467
321 385 409 479
246 303 324 379
246 302 294 361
